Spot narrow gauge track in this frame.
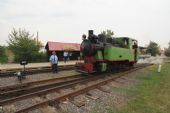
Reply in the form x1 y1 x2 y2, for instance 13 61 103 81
1 64 151 113
0 74 96 104
0 72 103 104
0 74 84 95
0 74 83 92
0 65 74 77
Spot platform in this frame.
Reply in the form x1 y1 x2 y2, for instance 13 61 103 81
0 60 81 71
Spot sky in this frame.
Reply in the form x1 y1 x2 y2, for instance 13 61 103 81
0 0 170 48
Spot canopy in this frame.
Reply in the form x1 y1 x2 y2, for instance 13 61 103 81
45 41 80 51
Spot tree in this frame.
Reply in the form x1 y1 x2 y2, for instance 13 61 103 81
0 45 6 57
165 42 170 57
101 29 114 38
7 28 43 62
146 41 160 56
0 45 8 63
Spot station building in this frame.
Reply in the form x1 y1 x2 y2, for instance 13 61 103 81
45 41 80 60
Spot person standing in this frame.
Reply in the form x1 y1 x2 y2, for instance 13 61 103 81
49 51 58 73
63 51 68 63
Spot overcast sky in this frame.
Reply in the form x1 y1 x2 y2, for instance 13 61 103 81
0 0 170 48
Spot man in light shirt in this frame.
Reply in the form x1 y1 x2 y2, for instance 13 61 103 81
49 51 58 73
63 51 68 63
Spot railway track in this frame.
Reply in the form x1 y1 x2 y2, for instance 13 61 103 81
0 64 152 113
0 64 74 77
0 74 95 103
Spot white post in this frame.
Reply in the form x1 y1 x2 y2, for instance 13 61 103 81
0 106 3 113
158 64 162 73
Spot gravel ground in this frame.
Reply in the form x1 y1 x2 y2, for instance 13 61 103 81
58 68 147 113
1 67 149 113
0 70 80 113
0 61 77 70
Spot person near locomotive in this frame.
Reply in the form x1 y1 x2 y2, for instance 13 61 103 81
63 51 68 63
49 51 58 73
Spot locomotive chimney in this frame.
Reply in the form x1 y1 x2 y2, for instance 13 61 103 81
88 30 93 37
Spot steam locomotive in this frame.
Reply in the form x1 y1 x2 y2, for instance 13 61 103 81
76 30 138 73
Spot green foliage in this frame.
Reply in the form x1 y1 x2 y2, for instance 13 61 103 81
7 28 45 62
0 46 6 57
101 29 114 38
146 41 160 56
0 57 8 63
0 46 8 63
165 42 170 57
35 52 47 62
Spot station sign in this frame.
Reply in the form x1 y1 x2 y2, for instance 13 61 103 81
20 60 28 65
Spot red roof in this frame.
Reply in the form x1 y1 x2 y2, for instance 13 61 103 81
46 41 80 51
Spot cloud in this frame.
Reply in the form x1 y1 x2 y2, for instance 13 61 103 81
0 0 170 48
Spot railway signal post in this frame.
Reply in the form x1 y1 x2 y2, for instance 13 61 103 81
17 60 28 81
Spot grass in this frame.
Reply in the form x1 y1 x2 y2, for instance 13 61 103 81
106 63 170 113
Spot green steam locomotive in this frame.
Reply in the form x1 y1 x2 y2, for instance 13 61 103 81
76 30 139 73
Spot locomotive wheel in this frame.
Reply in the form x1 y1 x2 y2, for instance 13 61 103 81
107 63 112 73
96 62 102 73
129 62 134 67
115 63 120 72
107 63 118 73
